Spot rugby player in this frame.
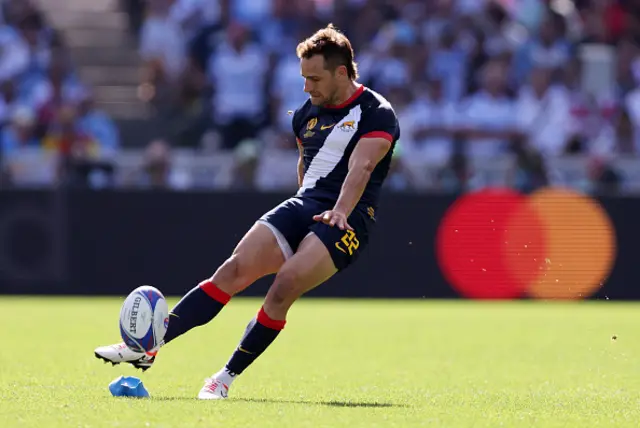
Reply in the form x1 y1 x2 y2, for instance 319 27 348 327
95 24 400 400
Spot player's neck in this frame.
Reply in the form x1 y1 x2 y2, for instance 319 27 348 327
326 82 361 108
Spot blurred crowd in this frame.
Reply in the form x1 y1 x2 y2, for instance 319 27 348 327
128 0 640 194
1 0 640 194
0 0 119 188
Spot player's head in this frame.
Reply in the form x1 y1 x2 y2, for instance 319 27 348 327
296 24 358 106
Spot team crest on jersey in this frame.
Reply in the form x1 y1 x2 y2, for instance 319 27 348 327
338 120 357 132
304 118 318 138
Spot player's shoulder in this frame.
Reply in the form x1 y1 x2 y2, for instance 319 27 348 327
292 100 315 134
356 87 400 141
360 87 397 117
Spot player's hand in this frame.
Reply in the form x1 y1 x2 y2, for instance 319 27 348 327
313 210 353 231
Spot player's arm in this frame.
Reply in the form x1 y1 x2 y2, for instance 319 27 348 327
296 138 304 188
314 104 397 230
314 136 391 230
333 136 391 218
291 107 305 188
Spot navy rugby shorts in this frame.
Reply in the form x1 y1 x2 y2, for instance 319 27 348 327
257 196 375 271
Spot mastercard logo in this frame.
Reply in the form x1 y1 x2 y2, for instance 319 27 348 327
436 187 616 300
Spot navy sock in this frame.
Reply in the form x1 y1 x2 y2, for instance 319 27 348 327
163 280 230 345
225 307 285 375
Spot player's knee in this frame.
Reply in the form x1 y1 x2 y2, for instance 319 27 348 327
213 255 254 294
268 269 300 307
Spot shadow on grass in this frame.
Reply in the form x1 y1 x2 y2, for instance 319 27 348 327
153 396 406 408
238 397 406 408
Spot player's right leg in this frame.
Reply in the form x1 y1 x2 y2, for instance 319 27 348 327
94 222 285 370
198 232 338 399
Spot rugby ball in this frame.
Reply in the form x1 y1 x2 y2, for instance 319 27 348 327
119 285 169 353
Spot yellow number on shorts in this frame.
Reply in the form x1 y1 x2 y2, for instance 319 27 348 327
335 230 359 256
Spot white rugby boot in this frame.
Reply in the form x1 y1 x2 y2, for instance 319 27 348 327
197 368 236 400
94 342 157 372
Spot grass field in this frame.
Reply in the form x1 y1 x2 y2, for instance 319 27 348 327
1 297 640 427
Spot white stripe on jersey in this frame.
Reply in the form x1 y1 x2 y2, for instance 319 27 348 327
299 105 362 193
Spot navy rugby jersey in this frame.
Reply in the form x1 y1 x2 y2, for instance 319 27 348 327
292 85 400 210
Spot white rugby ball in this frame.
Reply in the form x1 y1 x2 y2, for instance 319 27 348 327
119 285 169 353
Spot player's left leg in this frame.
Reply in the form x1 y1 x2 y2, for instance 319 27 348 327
197 232 338 399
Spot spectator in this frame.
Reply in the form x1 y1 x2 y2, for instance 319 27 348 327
428 25 467 102
271 30 309 135
368 41 412 94
516 67 571 156
512 11 571 85
563 57 618 154
400 80 457 167
0 21 29 83
592 107 638 155
127 139 191 189
162 63 212 148
75 92 120 160
139 0 187 84
458 60 520 159
0 105 43 185
179 0 224 72
257 0 302 58
1 105 39 159
42 106 100 163
208 22 269 150
17 12 51 81
30 52 84 134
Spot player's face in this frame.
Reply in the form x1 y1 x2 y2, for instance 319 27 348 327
301 55 340 106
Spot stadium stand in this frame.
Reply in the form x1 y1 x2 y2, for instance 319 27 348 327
1 0 640 194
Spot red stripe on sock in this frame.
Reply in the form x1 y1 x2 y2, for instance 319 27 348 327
198 280 231 304
257 307 286 330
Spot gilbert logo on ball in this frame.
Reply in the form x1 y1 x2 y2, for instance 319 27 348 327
436 187 616 300
129 296 142 334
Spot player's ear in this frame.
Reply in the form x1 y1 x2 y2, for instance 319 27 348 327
336 65 348 79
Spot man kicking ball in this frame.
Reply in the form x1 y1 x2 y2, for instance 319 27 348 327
95 23 400 400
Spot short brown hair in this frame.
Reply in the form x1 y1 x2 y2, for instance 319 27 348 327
296 24 358 80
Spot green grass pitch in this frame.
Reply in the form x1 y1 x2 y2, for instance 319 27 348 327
1 297 640 427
